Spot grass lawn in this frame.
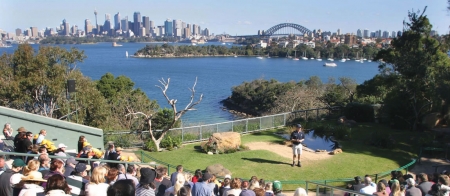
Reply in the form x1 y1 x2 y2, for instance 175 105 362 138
137 122 424 189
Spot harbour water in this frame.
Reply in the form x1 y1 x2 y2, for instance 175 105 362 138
0 42 380 125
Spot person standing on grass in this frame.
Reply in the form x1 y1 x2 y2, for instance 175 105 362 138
290 124 305 167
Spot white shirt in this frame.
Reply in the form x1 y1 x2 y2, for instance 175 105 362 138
19 184 45 196
10 173 23 186
85 183 109 196
117 173 139 187
360 185 377 195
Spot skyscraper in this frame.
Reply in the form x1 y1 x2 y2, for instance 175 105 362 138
15 28 21 36
85 19 92 34
30 27 38 38
114 12 121 30
149 20 154 35
391 31 396 38
133 12 141 36
184 27 190 38
62 19 70 35
103 14 112 35
337 28 341 36
121 16 129 31
382 31 389 38
204 28 210 36
356 29 362 37
142 16 150 36
164 19 173 36
173 19 182 37
363 29 369 38
94 9 98 34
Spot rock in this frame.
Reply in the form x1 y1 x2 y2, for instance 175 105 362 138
422 112 442 130
206 164 231 177
329 148 343 155
315 149 327 153
208 132 241 153
207 151 213 155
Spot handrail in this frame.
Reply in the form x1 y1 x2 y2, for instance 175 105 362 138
305 181 373 196
0 152 158 169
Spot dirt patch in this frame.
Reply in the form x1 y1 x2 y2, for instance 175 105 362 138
246 142 334 163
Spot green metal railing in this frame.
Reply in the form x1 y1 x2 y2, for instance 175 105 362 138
305 181 373 196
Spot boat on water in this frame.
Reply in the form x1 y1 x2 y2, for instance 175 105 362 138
327 58 334 61
302 51 308 60
293 51 299 60
112 42 123 47
324 62 337 67
126 51 129 58
316 52 322 61
192 43 197 46
310 57 315 60
317 58 322 61
340 54 346 62
256 56 264 59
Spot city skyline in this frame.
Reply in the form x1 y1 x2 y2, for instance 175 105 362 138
1 0 449 35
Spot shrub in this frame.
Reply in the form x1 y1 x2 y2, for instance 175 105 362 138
144 139 157 152
160 136 182 151
343 103 374 122
104 134 132 148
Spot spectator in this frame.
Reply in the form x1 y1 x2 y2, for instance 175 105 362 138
106 167 119 185
226 178 242 196
184 172 194 188
240 181 256 196
352 176 365 192
192 172 213 196
293 188 307 196
390 179 402 196
259 179 265 190
117 164 139 187
390 171 398 188
67 162 91 196
107 147 122 168
38 146 48 156
3 123 14 140
42 159 66 187
18 171 47 196
249 179 260 190
178 186 191 196
219 175 231 196
272 181 286 196
254 188 265 196
54 143 68 158
438 175 449 186
380 179 392 195
264 182 274 196
0 159 26 196
38 154 51 175
107 179 136 196
36 129 47 145
14 131 25 152
166 173 187 196
155 166 172 196
18 132 33 156
64 157 79 177
136 168 156 196
86 166 110 196
374 181 387 196
417 173 433 196
171 165 184 185
360 176 377 195
44 174 72 196
192 169 202 183
23 159 40 176
104 143 115 160
26 144 40 164
406 178 422 196
0 155 10 175
78 136 86 153
208 174 219 196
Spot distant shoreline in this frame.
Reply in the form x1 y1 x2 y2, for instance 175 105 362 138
132 55 276 58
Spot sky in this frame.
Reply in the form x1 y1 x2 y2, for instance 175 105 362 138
1 0 449 35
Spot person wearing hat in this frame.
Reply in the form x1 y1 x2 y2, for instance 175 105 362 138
64 157 79 177
290 124 305 167
55 143 68 158
0 159 26 196
67 162 90 195
104 142 116 160
18 170 47 196
219 175 232 196
192 172 214 196
136 168 157 196
272 181 286 196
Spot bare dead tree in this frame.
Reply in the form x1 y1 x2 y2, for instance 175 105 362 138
126 77 203 151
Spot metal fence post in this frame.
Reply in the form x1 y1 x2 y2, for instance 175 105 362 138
200 126 202 140
283 113 286 126
246 119 248 133
259 117 262 130
305 181 309 195
316 109 319 121
324 180 327 194
305 111 308 121
375 174 378 183
316 183 320 195
182 128 184 142
217 124 219 133
140 150 144 163
232 122 234 132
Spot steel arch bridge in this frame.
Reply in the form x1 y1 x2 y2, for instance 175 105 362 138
263 23 312 36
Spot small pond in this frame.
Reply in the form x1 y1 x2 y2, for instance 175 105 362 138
280 130 340 151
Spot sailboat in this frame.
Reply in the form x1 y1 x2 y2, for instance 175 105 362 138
301 51 308 60
327 53 334 61
340 53 346 62
256 48 264 59
355 52 360 62
267 52 271 58
286 50 292 58
126 51 129 58
316 51 322 61
368 56 372 62
293 51 299 60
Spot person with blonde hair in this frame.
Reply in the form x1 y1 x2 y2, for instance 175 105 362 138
36 129 47 145
23 159 40 176
85 166 109 196
18 171 47 196
390 179 402 196
166 173 186 196
3 123 14 140
293 187 307 196
374 181 387 196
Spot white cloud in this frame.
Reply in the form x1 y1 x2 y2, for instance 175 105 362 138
237 21 252 25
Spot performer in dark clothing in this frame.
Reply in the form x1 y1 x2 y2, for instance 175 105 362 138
290 124 305 167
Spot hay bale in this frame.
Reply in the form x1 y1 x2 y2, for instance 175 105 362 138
206 164 231 177
209 132 241 153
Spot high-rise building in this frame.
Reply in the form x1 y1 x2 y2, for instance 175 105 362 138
430 30 438 36
149 20 154 35
15 28 21 36
158 26 165 36
204 28 210 36
391 31 396 38
187 24 191 29
363 29 369 38
337 28 341 36
62 19 70 35
382 31 389 38
30 27 38 38
344 34 356 45
85 19 92 34
24 30 30 36
164 19 173 36
192 24 198 35
370 31 376 38
397 31 402 37
133 12 141 36
183 27 190 38
377 30 382 38
114 12 121 30
103 14 112 35
173 19 182 37
94 9 98 34
142 16 150 36
121 17 129 31
356 29 362 37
